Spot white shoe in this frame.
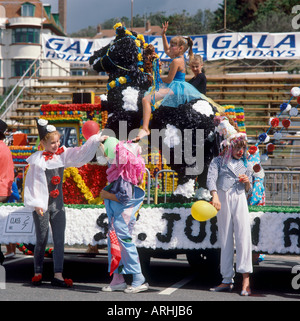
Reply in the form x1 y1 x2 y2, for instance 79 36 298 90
124 283 149 294
101 282 127 292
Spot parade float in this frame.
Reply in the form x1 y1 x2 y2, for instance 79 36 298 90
1 24 300 266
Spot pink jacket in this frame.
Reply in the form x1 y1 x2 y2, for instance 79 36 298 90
0 141 14 197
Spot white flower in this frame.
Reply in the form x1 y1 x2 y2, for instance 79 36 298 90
122 87 139 111
194 187 211 201
273 132 282 140
289 107 298 117
173 179 195 198
291 87 300 97
46 125 56 132
192 100 214 117
163 124 181 148
100 94 107 101
38 119 48 126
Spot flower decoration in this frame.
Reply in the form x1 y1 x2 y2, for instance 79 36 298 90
248 146 258 155
290 107 298 117
113 22 122 30
253 163 261 173
282 119 291 128
63 164 108 205
252 86 299 159
273 131 283 140
51 176 61 185
280 103 291 113
50 189 59 198
269 117 279 127
291 87 300 97
266 143 275 153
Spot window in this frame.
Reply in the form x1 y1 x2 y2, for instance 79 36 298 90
56 126 79 147
12 59 39 77
12 28 40 44
21 3 35 17
71 70 86 76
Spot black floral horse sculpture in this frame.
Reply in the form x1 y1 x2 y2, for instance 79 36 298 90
89 25 219 202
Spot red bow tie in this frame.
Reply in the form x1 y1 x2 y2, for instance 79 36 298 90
42 147 64 161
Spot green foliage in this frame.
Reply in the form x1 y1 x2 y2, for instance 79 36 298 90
70 1 299 36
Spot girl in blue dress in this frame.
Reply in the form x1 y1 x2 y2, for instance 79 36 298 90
136 21 202 141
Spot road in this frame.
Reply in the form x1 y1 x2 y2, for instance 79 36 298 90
0 245 300 308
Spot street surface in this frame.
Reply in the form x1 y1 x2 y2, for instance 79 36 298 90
1 245 300 306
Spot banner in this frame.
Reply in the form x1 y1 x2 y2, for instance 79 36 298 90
42 32 300 63
42 34 114 62
207 32 300 61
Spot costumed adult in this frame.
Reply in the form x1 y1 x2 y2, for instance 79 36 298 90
0 119 14 265
207 116 253 296
100 139 148 293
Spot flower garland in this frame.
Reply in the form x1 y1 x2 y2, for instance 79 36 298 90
9 146 38 164
107 75 131 91
63 164 108 205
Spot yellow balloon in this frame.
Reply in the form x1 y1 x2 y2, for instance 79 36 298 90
191 200 218 222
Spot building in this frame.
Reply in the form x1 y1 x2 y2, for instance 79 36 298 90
0 0 69 94
94 20 161 39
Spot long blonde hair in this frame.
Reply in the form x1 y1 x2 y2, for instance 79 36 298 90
170 36 194 59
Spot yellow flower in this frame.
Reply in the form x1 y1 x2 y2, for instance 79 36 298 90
109 80 116 88
135 39 141 47
113 22 122 30
137 53 143 61
125 29 132 36
118 76 127 84
137 34 145 42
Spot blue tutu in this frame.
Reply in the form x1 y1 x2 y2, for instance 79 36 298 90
151 71 202 108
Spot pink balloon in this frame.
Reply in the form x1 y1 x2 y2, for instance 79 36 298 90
82 120 100 140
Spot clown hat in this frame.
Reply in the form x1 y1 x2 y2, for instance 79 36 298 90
36 118 56 141
216 116 247 148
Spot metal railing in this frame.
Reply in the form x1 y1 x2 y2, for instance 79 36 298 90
0 54 42 121
264 170 300 206
13 163 300 207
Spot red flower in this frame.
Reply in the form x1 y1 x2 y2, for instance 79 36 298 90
282 119 291 128
270 117 279 127
248 146 258 155
253 164 261 173
50 189 60 198
266 143 275 153
51 176 61 185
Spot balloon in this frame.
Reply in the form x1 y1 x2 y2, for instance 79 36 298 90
103 137 119 159
191 200 218 222
82 121 100 140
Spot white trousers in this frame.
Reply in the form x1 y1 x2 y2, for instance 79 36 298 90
217 188 253 284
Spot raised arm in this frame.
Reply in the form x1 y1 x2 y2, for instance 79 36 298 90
161 21 171 57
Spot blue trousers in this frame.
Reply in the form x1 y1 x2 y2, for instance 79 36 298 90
105 186 145 274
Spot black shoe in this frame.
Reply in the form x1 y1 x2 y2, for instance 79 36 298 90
51 277 73 288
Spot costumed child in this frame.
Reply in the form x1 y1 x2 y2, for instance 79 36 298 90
100 139 148 293
188 54 207 95
207 116 253 296
24 119 107 287
135 21 202 141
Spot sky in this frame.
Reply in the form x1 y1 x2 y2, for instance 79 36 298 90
41 0 223 34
